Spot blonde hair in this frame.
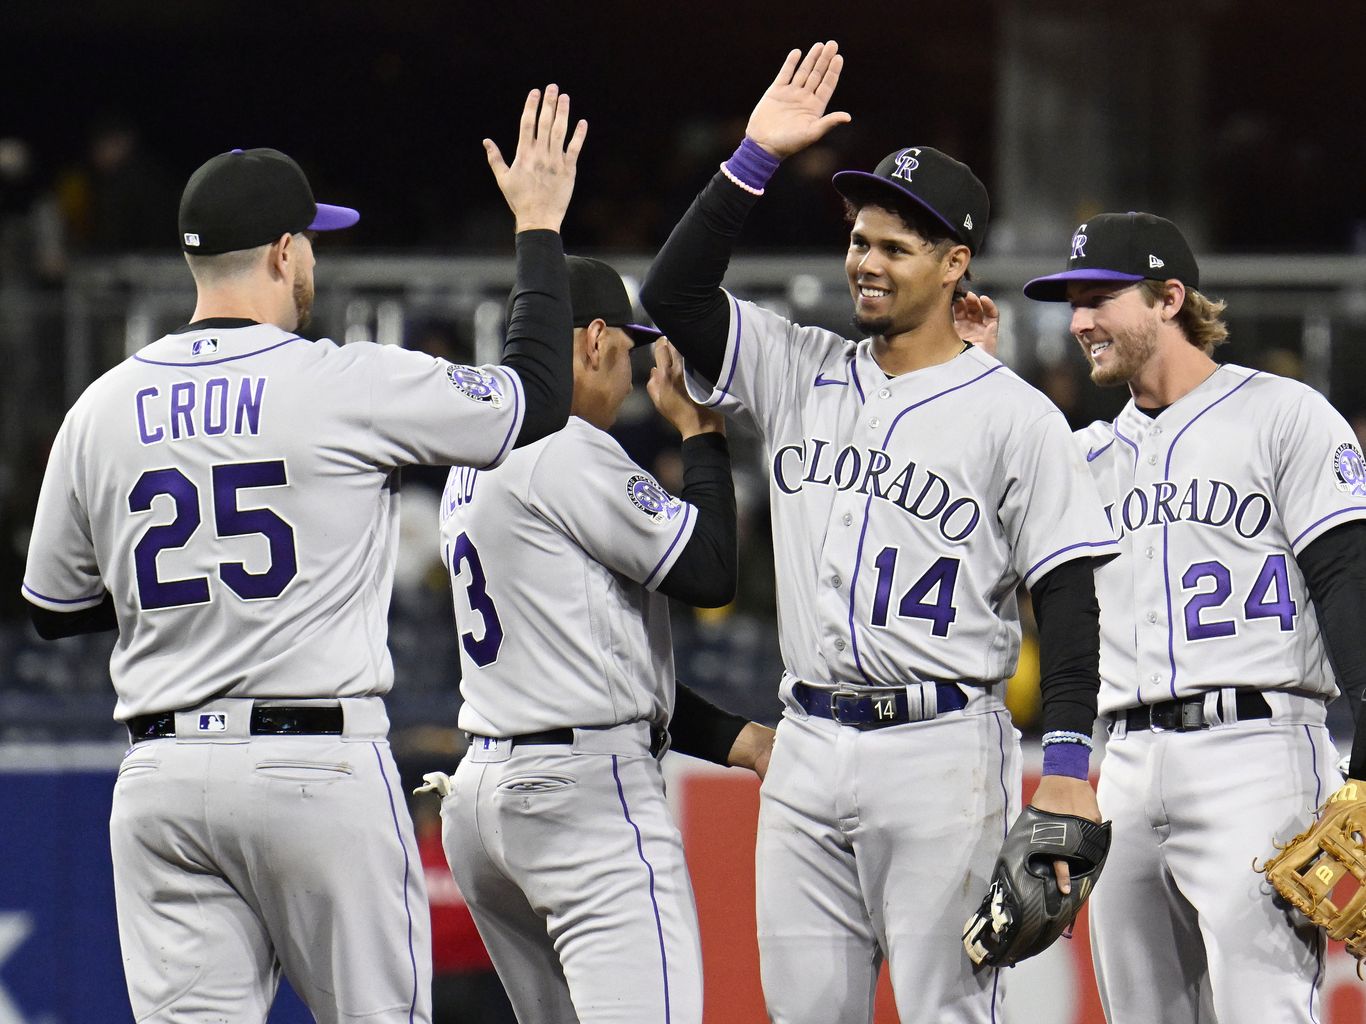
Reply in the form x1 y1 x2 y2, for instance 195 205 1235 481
1138 279 1229 353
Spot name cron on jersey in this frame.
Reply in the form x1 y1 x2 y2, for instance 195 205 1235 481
771 438 982 542
134 377 266 445
1104 478 1273 541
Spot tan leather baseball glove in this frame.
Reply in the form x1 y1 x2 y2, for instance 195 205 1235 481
1260 779 1366 964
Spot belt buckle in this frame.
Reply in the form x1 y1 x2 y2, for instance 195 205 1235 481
1147 703 1177 732
828 690 862 726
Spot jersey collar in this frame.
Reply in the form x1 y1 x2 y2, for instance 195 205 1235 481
171 317 262 334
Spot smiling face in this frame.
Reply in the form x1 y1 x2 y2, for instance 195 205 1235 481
1066 281 1162 387
845 205 962 340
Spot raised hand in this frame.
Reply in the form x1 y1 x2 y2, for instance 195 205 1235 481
745 41 852 159
954 290 1000 357
484 84 588 233
646 338 725 439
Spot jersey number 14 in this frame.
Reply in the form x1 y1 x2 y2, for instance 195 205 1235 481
870 548 960 637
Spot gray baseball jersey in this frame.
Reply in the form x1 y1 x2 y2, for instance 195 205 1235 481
23 321 525 719
686 293 1118 692
439 417 697 736
22 318 533 1023
436 416 705 1024
683 293 1115 1023
1078 363 1363 1022
1077 363 1366 716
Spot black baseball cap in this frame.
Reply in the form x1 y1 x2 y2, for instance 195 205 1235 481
1023 212 1199 301
832 146 990 254
566 256 662 347
179 147 359 255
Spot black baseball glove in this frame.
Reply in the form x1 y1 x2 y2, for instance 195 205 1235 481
962 805 1112 968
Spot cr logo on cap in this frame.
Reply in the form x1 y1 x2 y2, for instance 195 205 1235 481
1070 225 1088 260
891 149 921 182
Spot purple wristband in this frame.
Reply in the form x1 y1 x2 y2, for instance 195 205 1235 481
1041 741 1091 780
724 137 782 192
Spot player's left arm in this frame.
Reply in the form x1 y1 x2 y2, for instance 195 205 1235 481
670 682 775 780
1028 557 1105 892
998 407 1117 887
1297 521 1366 779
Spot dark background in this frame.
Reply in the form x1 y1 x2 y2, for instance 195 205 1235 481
5 1 1364 255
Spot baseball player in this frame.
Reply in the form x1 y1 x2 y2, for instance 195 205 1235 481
640 42 1119 1023
1023 211 1366 1022
426 255 771 1024
20 85 586 1023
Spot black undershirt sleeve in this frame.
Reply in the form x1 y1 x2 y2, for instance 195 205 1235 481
29 592 118 640
640 172 762 386
501 229 574 448
1297 521 1366 778
669 681 749 766
1029 558 1103 737
656 433 737 608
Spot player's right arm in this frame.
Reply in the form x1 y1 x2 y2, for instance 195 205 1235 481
646 339 736 608
484 84 587 448
640 41 849 385
22 413 117 639
669 682 776 780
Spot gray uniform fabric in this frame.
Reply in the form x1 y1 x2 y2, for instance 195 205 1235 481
1080 365 1366 1021
24 320 532 1022
682 294 1115 1023
437 417 703 1024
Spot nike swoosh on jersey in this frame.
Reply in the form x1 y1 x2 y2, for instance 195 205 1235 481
814 373 849 388
1086 440 1115 462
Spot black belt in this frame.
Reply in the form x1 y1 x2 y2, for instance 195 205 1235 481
1121 691 1272 733
127 704 344 743
792 681 969 730
467 727 668 756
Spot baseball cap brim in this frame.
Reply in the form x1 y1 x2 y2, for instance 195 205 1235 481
625 323 664 347
308 203 360 231
831 170 964 245
1022 268 1147 302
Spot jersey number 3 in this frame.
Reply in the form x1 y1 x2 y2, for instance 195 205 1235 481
448 532 503 667
129 461 298 610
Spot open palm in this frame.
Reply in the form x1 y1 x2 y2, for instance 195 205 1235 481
746 41 852 159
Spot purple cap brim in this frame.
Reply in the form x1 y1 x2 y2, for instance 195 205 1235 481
831 170 961 244
1022 268 1146 302
626 323 665 347
309 203 360 232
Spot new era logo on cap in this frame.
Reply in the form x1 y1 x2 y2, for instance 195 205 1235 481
1149 254 1165 269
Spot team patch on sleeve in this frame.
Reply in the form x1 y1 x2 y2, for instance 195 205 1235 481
446 364 505 408
626 473 684 524
1332 442 1366 495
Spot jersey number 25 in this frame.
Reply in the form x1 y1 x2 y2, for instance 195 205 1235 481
129 461 297 610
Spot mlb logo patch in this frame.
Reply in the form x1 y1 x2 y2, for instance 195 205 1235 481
198 713 227 733
192 337 219 357
184 232 201 247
